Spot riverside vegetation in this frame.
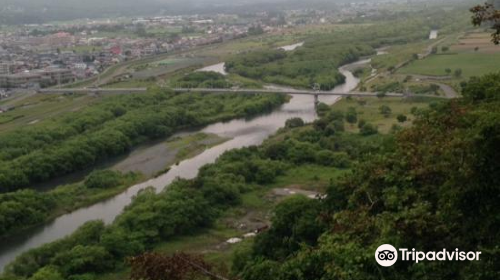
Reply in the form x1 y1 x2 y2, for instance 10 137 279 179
0 89 286 193
224 9 467 90
4 73 500 280
0 170 141 239
0 89 286 238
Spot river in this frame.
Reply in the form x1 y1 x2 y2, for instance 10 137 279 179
0 44 368 272
196 41 305 76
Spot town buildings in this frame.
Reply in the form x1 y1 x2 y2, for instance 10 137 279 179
0 69 73 88
0 8 377 88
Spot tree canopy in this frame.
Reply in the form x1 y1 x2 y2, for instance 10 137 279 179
471 2 500 44
0 89 285 192
234 73 500 280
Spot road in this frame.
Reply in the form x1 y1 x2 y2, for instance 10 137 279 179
412 75 459 98
434 83 459 98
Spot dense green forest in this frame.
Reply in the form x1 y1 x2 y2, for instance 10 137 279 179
0 89 286 192
234 73 500 279
225 9 469 90
3 72 499 280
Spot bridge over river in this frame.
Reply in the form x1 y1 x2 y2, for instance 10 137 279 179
0 61 450 272
37 87 449 100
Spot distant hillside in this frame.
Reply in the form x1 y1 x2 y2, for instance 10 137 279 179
0 0 347 24
0 0 176 24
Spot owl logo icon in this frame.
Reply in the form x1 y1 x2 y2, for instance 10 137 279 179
375 244 398 267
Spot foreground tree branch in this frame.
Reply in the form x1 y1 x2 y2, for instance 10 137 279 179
128 252 231 280
471 2 500 44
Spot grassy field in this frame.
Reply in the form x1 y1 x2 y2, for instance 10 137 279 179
451 32 500 54
150 58 193 67
367 31 500 95
364 38 448 91
189 35 297 59
332 96 433 133
0 93 98 134
398 52 500 78
396 32 500 79
269 164 347 192
371 41 430 71
102 79 157 88
133 57 209 79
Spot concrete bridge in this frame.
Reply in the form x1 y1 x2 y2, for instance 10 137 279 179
36 87 448 101
171 87 450 100
172 87 408 97
38 87 148 94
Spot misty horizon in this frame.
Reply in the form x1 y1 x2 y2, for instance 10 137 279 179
0 0 467 25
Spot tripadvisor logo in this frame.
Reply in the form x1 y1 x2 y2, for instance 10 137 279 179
375 244 398 267
375 244 482 267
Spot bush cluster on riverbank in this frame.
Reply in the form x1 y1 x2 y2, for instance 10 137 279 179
225 46 373 90
0 89 286 192
0 171 141 239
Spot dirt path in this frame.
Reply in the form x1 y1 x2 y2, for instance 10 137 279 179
435 82 459 98
411 74 452 80
420 37 447 59
413 75 459 98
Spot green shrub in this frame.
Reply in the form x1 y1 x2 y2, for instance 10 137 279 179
359 123 378 136
84 170 123 189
